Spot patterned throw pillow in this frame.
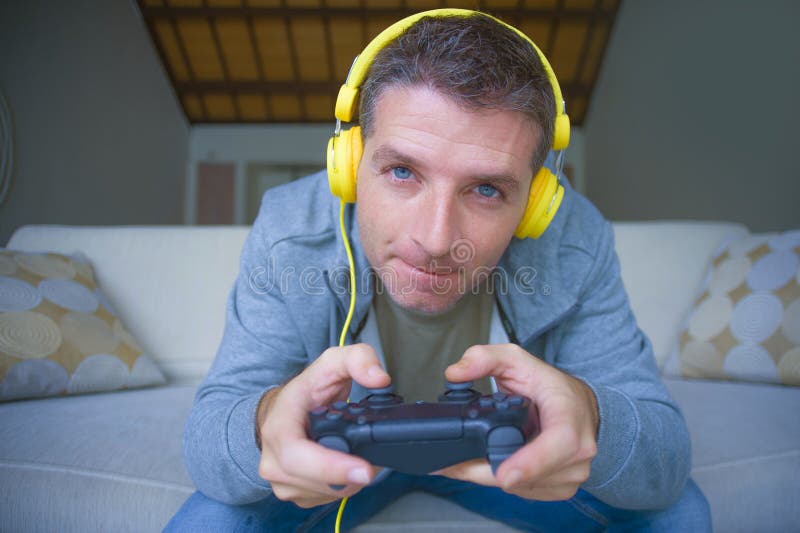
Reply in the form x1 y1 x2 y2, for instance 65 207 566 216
665 230 800 386
0 250 166 401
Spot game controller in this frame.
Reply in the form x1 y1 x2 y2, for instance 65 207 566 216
308 381 539 476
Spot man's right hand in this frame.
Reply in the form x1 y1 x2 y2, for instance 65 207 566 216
255 343 390 508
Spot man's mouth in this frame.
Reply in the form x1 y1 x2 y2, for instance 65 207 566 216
400 258 460 277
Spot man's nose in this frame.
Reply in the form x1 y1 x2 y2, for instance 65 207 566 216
411 193 461 261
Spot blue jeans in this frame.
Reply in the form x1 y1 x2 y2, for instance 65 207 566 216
165 474 711 532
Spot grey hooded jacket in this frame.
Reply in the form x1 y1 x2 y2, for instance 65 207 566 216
183 170 691 511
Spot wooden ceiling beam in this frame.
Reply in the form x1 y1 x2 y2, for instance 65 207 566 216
174 80 594 96
176 81 341 93
140 6 616 21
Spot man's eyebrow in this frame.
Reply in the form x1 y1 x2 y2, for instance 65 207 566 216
370 145 420 169
370 144 524 194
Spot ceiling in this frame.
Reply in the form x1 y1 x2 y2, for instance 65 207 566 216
136 0 619 125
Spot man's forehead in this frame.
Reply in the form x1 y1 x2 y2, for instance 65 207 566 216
367 84 541 167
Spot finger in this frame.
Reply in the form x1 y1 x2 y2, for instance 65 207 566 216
265 450 379 499
267 434 376 489
507 461 592 499
495 424 577 491
445 344 543 390
433 458 498 487
506 482 583 502
270 344 391 440
303 344 391 405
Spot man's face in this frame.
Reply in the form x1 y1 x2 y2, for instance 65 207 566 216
355 84 539 314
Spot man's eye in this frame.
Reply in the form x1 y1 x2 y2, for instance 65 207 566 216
476 184 500 198
392 167 412 180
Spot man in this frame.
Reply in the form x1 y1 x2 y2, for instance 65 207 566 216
167 11 712 532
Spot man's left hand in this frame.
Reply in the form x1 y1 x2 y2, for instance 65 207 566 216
436 343 599 501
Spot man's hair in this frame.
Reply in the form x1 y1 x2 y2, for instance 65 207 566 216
359 13 556 173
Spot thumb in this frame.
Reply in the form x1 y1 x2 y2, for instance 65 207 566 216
445 345 496 383
305 343 391 393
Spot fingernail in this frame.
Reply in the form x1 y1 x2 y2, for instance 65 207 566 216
368 365 386 377
504 469 523 488
347 467 370 485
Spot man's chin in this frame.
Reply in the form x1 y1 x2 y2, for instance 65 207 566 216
383 289 463 315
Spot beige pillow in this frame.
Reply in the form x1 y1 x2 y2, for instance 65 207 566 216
665 230 800 386
0 249 166 401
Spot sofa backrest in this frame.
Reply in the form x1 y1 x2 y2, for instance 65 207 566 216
7 225 249 383
613 221 748 367
7 220 748 382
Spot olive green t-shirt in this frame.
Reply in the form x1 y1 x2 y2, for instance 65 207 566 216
373 285 495 402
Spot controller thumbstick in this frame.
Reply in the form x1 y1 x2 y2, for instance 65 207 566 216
439 381 479 403
445 380 475 391
365 385 395 395
365 385 402 406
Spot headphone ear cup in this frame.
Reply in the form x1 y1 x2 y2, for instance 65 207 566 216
327 126 363 203
514 166 564 239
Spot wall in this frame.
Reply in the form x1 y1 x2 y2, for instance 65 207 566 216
0 0 189 245
186 124 586 225
187 124 331 224
586 0 800 231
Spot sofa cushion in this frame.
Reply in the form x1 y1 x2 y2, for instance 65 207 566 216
0 385 196 532
665 230 800 385
663 377 800 533
612 221 748 369
0 249 165 401
6 226 250 383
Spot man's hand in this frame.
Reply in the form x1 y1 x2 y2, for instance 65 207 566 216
255 343 390 508
437 343 599 501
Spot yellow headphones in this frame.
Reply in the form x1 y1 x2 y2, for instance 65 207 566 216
326 8 570 239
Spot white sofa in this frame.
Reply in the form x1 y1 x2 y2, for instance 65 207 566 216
1 222 798 532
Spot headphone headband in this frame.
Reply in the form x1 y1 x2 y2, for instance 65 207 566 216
327 8 569 239
334 8 569 150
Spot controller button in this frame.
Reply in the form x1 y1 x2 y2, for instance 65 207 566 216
333 401 348 410
509 395 524 406
479 397 493 408
445 380 474 391
357 415 367 425
468 408 479 419
347 405 366 414
325 411 343 420
311 406 328 416
495 400 509 410
492 392 507 402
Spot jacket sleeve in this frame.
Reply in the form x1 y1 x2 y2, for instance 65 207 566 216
182 213 308 505
552 219 691 510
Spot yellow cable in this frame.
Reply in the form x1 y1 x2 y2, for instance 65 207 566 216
338 198 358 348
335 198 357 533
